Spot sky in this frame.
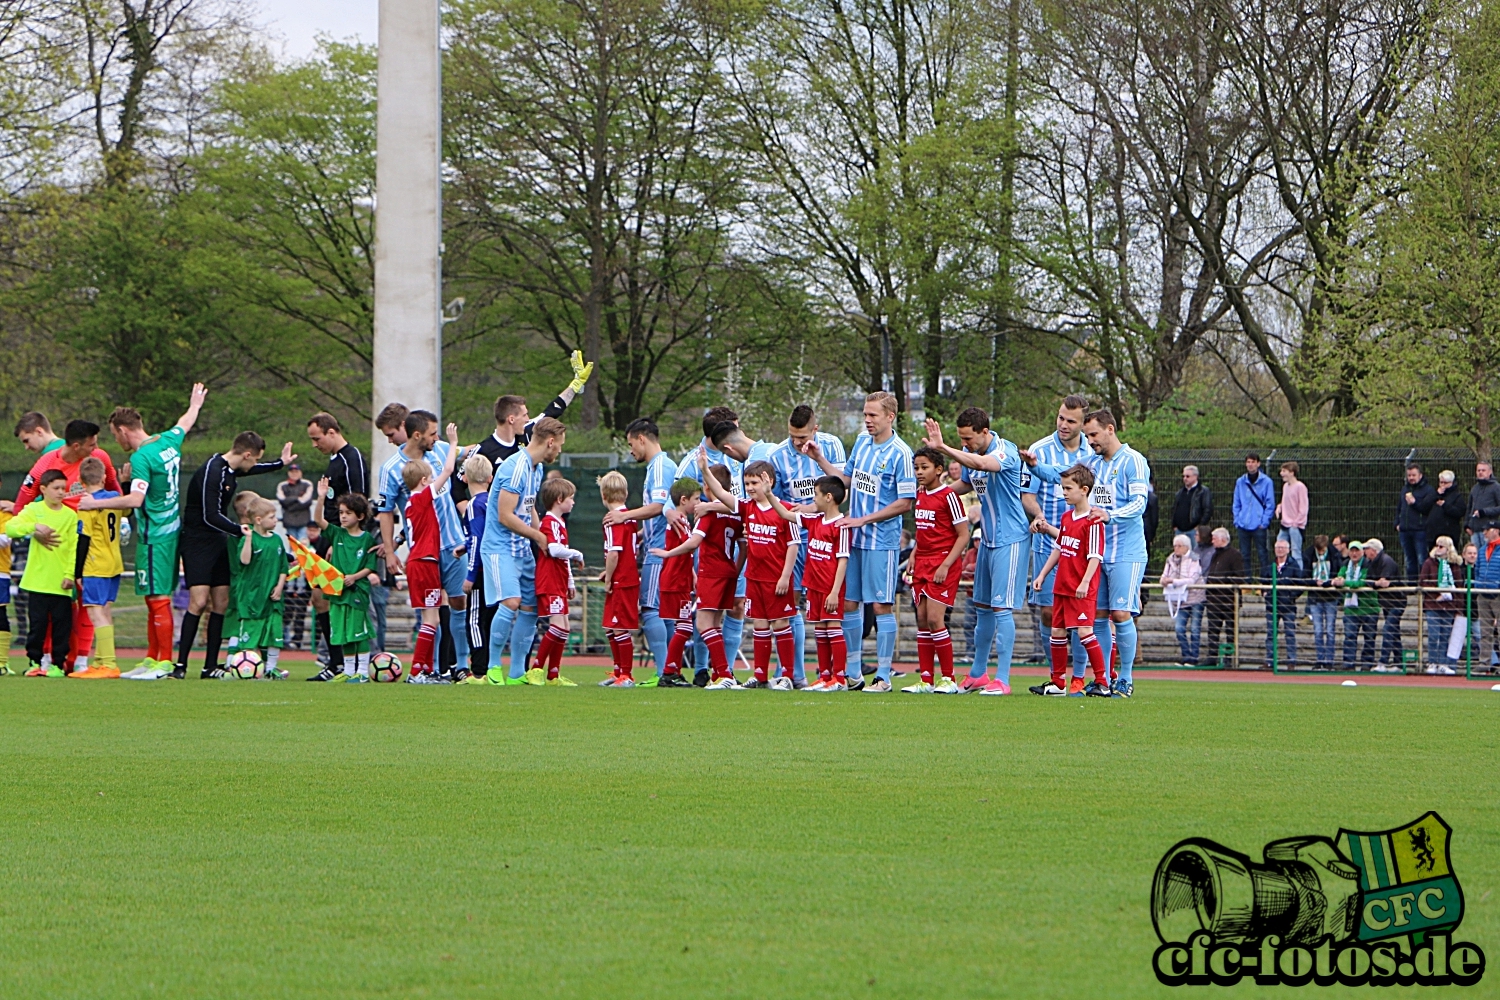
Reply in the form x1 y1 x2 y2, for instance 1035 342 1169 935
252 0 379 60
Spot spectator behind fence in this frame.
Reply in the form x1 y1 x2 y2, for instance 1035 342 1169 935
1395 463 1435 581
1265 538 1304 666
1456 542 1479 669
1233 453 1275 580
1427 470 1466 548
1161 533 1205 664
1143 477 1160 555
1172 466 1214 537
1276 461 1308 554
1476 522 1500 671
1303 534 1343 669
1202 528 1244 665
1419 535 1462 675
1335 540 1379 670
1363 538 1405 670
1466 462 1500 543
277 462 315 542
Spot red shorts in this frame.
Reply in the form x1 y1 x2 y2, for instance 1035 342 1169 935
1051 595 1098 629
538 593 569 617
912 573 958 607
603 586 640 630
406 559 444 609
744 578 796 621
659 590 695 621
803 589 842 623
696 572 738 612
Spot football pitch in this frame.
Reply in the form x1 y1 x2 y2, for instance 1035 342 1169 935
2 673 1495 999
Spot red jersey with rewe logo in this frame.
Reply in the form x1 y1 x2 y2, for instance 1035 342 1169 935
659 521 695 593
798 512 849 595
737 498 794 583
913 485 966 580
604 509 639 588
404 485 441 563
692 511 741 583
1053 508 1105 599
535 512 572 597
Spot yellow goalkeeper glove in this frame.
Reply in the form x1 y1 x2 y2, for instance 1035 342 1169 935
568 350 595 394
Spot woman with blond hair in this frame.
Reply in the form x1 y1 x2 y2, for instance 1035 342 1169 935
1160 533 1206 664
1419 535 1463 674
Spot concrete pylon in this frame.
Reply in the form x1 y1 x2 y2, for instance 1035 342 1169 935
372 0 443 466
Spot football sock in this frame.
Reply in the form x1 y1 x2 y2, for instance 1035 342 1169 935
489 604 516 674
176 612 201 671
752 628 772 684
146 597 173 662
205 612 225 672
992 609 1016 685
69 605 93 670
510 609 538 678
829 624 848 682
640 607 669 677
874 613 896 681
94 625 116 670
1071 629 1087 678
1115 616 1137 685
788 611 806 684
702 626 728 678
316 612 340 667
266 647 281 672
548 626 567 677
1094 618 1114 674
933 628 954 679
841 609 863 678
722 615 744 669
814 626 831 681
536 626 562 679
0 629 10 671
691 628 708 677
437 607 456 672
1049 635 1070 686
916 629 934 684
1082 631 1107 683
608 631 634 678
773 626 796 679
448 605 470 669
413 623 438 674
664 619 691 673
970 606 997 679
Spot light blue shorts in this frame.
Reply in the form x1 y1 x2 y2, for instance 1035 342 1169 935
1096 561 1146 615
483 547 535 607
1028 549 1056 607
640 561 661 609
845 548 898 605
791 544 807 592
440 548 467 598
972 541 1029 611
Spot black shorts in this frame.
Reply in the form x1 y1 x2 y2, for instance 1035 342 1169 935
179 531 232 588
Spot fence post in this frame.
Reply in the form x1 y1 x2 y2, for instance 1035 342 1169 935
1466 569 1474 681
1270 565 1279 674
1233 585 1242 670
1416 585 1424 673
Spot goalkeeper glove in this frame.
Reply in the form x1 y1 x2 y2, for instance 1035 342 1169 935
568 350 595 394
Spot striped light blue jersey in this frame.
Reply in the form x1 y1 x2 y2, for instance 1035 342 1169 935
843 432 917 550
484 449 544 559
1084 444 1152 564
674 442 740 498
960 434 1031 548
376 442 465 552
640 450 676 563
770 433 847 505
736 439 778 497
1024 432 1091 554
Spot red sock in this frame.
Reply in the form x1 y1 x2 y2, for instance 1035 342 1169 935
146 598 173 661
1082 633 1107 684
613 632 635 677
814 627 832 681
829 626 848 684
916 629 934 685
752 628 772 683
1049 635 1070 687
703 626 728 678
933 628 954 679
664 620 691 674
773 626 796 679
412 623 437 674
69 604 94 668
1110 640 1119 682
536 626 563 679
548 627 567 677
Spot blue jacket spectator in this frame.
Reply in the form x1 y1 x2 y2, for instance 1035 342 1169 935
1233 454 1276 580
1476 525 1500 589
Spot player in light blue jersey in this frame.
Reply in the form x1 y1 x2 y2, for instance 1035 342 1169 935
601 418 681 685
922 407 1032 695
1023 395 1092 688
375 408 473 678
770 405 847 687
480 417 567 683
804 391 915 692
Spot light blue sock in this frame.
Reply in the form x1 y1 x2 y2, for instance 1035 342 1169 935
970 607 997 678
509 610 537 678
875 613 896 682
1095 618 1113 675
722 615 744 671
1070 629 1087 678
449 605 470 668
992 609 1016 685
489 604 516 671
692 628 708 677
842 609 864 677
1115 616 1137 685
789 611 807 684
640 607 669 676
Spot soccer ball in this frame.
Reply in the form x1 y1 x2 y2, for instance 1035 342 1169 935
371 651 403 683
227 649 264 680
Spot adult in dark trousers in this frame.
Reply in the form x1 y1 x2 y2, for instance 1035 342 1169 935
307 412 373 664
1426 470 1466 554
1232 454 1275 580
1170 465 1214 536
1466 462 1500 545
1303 534 1343 669
1362 538 1406 670
1394 463 1435 581
1264 538 1304 666
1202 527 1244 665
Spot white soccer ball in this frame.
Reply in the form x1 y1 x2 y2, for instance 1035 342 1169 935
371 651 403 683
227 649 264 680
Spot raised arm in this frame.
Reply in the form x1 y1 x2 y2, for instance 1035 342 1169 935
177 383 208 434
430 424 460 494
696 446 739 511
922 419 1002 472
797 437 849 484
312 477 330 528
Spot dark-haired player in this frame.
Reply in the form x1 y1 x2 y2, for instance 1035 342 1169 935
905 447 970 693
601 417 677 685
1030 464 1111 696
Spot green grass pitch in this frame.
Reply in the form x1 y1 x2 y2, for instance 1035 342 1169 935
1 673 1496 998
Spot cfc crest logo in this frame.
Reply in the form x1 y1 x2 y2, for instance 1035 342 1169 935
1151 813 1485 987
